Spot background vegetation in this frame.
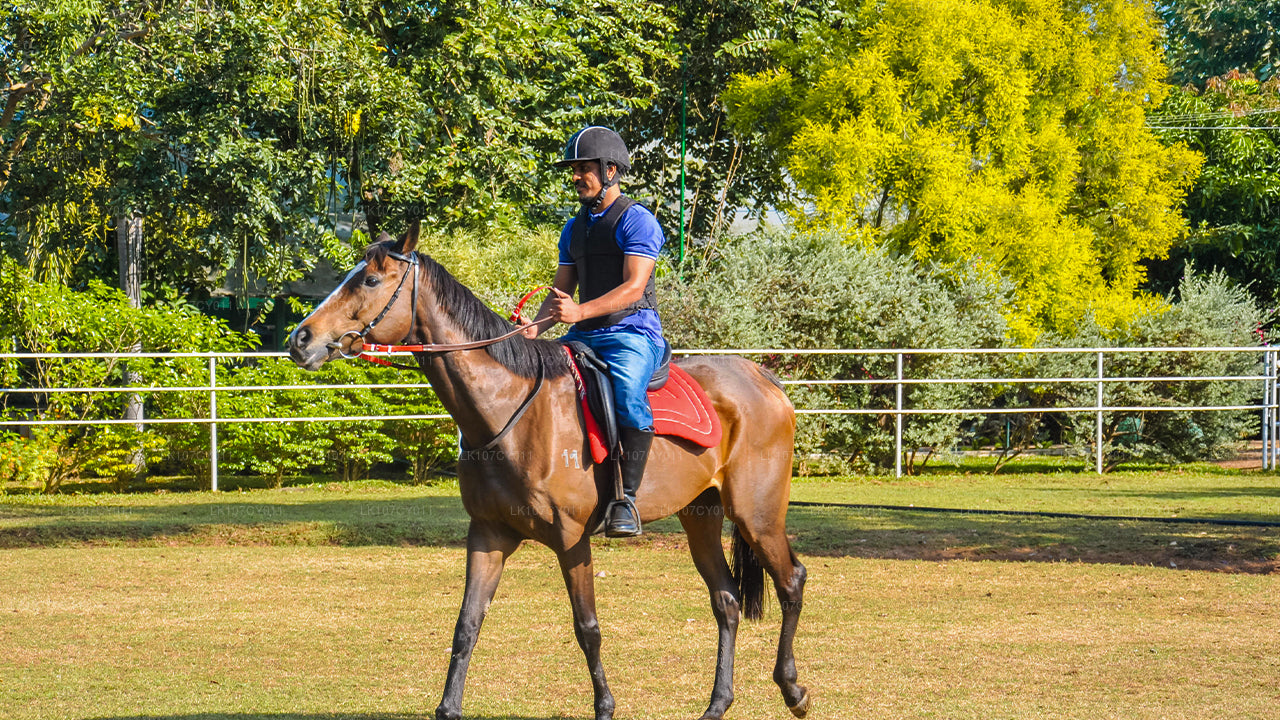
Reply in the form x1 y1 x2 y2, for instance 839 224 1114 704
4 0 1279 489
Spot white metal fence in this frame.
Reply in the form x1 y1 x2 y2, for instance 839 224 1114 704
2 346 1278 487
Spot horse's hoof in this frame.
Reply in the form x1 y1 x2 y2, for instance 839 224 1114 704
435 706 460 720
788 687 810 718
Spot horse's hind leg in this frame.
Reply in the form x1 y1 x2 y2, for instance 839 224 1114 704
556 535 615 720
677 490 741 720
771 543 809 717
724 495 810 717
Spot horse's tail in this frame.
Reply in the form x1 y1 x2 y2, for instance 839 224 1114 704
731 525 766 621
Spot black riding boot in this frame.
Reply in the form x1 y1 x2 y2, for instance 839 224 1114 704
606 427 654 538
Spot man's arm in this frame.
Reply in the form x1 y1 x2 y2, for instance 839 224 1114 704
520 255 655 337
548 255 654 325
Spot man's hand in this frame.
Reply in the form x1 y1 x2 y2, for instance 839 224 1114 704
518 316 540 339
546 286 584 324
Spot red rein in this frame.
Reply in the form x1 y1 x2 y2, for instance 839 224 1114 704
353 285 553 367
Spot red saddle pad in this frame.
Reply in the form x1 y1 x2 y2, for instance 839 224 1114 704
575 361 723 465
651 364 722 448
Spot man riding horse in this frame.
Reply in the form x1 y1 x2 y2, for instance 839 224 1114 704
521 126 667 538
287 133 810 716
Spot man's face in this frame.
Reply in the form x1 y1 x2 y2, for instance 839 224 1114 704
569 160 612 203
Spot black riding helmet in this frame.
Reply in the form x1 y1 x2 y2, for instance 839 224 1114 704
555 126 631 208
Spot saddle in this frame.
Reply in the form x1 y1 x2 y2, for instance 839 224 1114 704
562 341 722 464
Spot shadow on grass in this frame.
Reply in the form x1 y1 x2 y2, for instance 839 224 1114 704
1090 484 1280 501
84 715 569 720
784 504 1280 573
5 485 1278 574
0 496 472 548
4 471 448 496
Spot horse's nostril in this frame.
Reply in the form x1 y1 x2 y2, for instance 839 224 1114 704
294 325 312 348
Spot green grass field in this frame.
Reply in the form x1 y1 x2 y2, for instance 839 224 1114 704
2 468 1279 719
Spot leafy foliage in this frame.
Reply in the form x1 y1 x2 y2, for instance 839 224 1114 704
663 233 1265 473
412 224 562 311
1162 0 1280 84
616 0 836 250
0 256 455 491
1055 267 1266 469
362 0 677 228
1145 72 1280 314
722 0 1203 341
1 0 677 306
0 258 254 491
214 361 333 489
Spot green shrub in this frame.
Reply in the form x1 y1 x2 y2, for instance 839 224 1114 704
662 230 1011 472
215 360 334 488
0 429 59 487
662 234 1267 473
214 356 451 487
0 260 254 492
1050 266 1265 469
0 253 458 491
413 223 562 312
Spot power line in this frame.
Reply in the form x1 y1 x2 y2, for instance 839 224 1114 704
1150 107 1280 123
1147 125 1280 130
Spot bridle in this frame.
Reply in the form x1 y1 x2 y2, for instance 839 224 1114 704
327 248 421 363
324 249 546 454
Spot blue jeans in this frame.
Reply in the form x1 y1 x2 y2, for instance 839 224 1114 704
561 328 665 431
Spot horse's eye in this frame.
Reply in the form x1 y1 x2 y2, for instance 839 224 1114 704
363 275 380 288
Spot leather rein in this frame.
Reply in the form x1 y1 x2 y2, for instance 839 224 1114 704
322 250 547 454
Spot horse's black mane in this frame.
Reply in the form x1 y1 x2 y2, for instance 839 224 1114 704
365 242 570 380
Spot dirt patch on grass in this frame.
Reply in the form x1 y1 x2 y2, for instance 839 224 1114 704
1210 440 1268 470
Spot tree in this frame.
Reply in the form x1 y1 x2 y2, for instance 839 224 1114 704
1145 72 1280 313
356 0 679 228
722 0 1203 341
2 1 678 312
1162 0 1280 84
1 0 421 306
616 0 835 252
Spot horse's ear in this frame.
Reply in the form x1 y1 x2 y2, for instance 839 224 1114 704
399 220 420 254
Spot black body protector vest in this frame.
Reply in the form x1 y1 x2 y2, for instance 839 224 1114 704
569 196 658 332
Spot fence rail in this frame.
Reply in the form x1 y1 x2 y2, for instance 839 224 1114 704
2 347 1277 487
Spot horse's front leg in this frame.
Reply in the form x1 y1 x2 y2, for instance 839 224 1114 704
436 519 522 720
556 535 615 720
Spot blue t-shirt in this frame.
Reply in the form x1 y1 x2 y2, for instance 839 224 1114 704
558 200 665 343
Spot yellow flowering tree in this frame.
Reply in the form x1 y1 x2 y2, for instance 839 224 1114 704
723 0 1203 341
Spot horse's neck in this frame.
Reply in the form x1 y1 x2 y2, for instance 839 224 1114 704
413 303 538 450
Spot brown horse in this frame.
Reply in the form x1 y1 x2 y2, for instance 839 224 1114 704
287 224 808 720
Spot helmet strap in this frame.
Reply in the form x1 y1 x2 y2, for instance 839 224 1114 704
586 161 619 213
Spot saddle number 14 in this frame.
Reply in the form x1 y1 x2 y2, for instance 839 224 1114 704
562 449 581 469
